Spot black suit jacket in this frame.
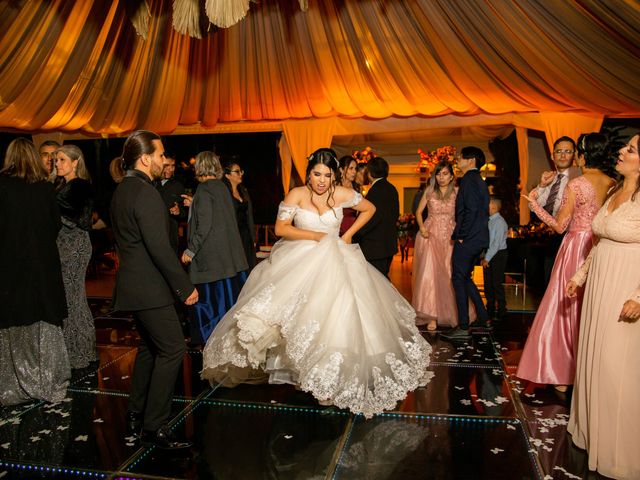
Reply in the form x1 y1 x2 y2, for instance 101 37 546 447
110 170 194 311
451 169 490 248
355 178 399 260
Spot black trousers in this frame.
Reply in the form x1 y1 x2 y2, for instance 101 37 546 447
367 256 393 278
483 249 508 316
129 304 186 432
452 241 488 328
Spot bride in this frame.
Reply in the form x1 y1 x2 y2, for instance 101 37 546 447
201 148 433 417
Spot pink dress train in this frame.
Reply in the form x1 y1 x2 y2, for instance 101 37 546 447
412 189 475 327
516 176 598 385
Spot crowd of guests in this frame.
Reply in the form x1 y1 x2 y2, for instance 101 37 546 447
1 129 639 478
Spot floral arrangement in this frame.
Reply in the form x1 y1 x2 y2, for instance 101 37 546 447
416 145 456 171
396 213 416 238
352 146 376 164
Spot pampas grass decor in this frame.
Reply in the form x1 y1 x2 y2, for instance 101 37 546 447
205 0 250 29
129 0 151 39
173 0 202 38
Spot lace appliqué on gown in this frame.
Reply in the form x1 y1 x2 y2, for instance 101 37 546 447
202 195 433 418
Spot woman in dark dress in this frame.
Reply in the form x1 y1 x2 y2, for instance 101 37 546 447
222 160 256 270
182 152 249 344
54 145 97 369
0 138 70 405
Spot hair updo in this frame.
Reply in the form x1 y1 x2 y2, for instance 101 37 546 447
577 132 618 179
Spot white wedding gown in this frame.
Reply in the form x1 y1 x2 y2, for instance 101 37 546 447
201 194 433 417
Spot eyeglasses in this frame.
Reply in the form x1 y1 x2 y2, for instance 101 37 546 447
229 169 244 175
553 149 575 155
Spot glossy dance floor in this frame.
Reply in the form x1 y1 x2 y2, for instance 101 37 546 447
0 259 604 479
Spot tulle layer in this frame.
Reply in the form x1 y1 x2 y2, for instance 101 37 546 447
201 235 433 418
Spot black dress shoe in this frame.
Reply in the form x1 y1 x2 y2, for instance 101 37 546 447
125 411 143 438
469 321 493 331
141 426 192 450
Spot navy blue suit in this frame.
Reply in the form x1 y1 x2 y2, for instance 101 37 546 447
451 169 490 328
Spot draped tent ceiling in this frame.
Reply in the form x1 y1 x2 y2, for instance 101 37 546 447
1 0 640 198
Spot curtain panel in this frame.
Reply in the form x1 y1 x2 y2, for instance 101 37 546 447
0 0 638 135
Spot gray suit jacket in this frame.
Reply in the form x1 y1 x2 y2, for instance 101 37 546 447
185 179 248 284
110 170 194 311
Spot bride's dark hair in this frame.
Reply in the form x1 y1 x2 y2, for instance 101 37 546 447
306 148 339 216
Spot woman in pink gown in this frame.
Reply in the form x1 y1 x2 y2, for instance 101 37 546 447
412 161 475 330
517 133 616 389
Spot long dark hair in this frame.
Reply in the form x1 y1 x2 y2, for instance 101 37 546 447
222 159 250 202
306 148 339 215
111 130 161 179
336 155 360 192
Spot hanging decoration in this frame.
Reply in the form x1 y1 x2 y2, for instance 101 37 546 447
205 0 250 29
173 0 203 38
128 0 151 39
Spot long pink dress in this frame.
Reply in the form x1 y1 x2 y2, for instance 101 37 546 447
516 176 598 385
412 189 475 327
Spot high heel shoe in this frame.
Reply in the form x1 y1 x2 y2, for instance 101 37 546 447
427 321 437 332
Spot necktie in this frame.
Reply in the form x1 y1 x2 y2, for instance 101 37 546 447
543 174 563 214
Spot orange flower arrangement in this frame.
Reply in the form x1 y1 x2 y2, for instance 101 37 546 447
352 146 376 164
416 145 456 172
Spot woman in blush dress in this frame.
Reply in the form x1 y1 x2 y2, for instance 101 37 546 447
338 156 360 235
412 161 475 331
54 145 98 369
201 148 432 418
222 160 256 271
565 133 640 480
517 133 617 391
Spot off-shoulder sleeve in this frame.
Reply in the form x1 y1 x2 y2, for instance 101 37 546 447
570 246 596 287
277 202 298 221
342 191 363 209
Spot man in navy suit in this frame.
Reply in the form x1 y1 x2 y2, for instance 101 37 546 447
354 157 399 277
441 146 490 340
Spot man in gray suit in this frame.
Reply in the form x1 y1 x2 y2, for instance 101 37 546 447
110 130 198 450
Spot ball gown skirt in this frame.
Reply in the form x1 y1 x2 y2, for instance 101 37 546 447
201 208 433 418
568 239 640 480
57 227 98 369
516 229 593 385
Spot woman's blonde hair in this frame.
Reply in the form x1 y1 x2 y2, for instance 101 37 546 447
0 137 48 183
194 151 223 179
56 144 91 181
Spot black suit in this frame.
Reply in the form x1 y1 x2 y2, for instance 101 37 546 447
110 169 194 432
155 177 186 254
355 178 399 276
451 169 490 328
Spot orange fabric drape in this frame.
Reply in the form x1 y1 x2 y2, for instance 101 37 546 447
280 118 336 193
539 112 605 152
0 0 638 135
516 127 530 225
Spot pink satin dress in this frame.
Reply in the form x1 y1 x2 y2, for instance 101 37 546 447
517 176 599 385
412 189 475 327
